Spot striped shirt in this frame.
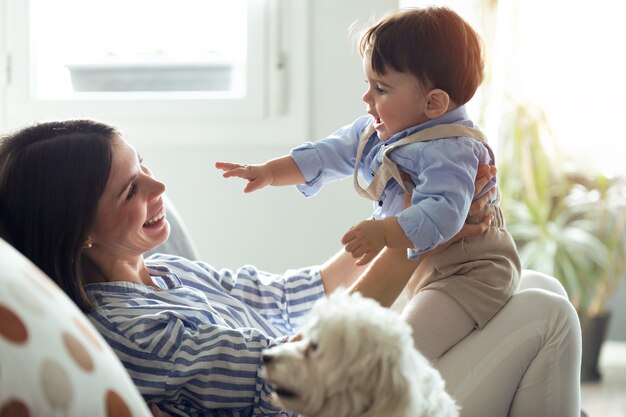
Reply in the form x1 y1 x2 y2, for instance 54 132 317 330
84 254 325 417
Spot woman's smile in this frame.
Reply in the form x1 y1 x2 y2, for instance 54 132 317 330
143 207 167 228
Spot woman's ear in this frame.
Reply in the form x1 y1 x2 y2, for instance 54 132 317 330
424 89 450 119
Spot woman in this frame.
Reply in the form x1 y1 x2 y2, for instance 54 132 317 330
0 120 581 417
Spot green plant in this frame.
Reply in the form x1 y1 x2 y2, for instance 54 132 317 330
498 101 626 316
567 176 626 316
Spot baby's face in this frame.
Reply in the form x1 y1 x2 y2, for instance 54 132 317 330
361 57 431 141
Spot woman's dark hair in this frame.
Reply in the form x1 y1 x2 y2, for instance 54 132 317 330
360 7 484 106
0 120 117 311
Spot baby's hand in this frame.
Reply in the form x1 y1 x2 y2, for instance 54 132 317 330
341 220 387 266
215 161 274 193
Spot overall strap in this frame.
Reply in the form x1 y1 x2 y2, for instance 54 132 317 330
353 123 489 201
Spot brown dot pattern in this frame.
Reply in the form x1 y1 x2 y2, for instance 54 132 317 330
21 263 57 298
73 315 103 351
105 389 133 417
39 359 72 410
0 304 28 344
0 399 30 417
62 331 94 372
1 239 151 417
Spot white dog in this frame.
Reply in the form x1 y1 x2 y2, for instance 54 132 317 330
261 290 459 417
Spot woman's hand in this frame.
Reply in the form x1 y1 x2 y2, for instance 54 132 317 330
423 163 497 255
461 163 497 236
454 191 495 237
474 163 497 198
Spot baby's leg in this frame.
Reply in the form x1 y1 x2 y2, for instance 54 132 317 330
400 289 475 363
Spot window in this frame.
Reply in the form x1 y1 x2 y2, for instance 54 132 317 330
32 0 248 99
1 0 310 144
401 0 626 176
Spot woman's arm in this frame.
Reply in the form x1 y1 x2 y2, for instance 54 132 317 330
320 164 497 303
319 248 368 295
347 246 420 307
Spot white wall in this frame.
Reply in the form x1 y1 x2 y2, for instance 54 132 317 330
140 0 396 272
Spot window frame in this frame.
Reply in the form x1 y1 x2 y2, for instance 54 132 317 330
0 0 310 146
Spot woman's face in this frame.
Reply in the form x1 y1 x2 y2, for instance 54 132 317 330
88 136 169 259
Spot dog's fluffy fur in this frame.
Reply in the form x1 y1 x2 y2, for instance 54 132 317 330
262 291 459 417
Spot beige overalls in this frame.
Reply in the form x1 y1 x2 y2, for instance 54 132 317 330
354 123 521 328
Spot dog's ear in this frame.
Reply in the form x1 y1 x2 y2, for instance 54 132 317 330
361 347 413 417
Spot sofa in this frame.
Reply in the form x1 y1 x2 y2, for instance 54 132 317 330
0 196 580 416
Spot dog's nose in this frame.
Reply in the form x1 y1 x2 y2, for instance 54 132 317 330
261 353 273 364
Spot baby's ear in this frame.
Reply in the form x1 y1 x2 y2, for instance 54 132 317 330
424 89 451 119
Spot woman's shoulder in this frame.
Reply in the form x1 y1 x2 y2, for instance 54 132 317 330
145 253 227 284
146 253 213 271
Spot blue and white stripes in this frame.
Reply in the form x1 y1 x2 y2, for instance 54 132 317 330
84 254 325 417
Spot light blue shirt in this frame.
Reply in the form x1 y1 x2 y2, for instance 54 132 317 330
85 254 325 417
291 106 495 258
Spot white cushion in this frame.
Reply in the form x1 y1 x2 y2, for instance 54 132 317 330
0 238 152 417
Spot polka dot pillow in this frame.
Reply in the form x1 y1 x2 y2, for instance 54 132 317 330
0 238 152 417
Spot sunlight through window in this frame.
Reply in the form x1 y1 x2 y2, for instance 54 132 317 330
31 0 247 98
401 0 626 176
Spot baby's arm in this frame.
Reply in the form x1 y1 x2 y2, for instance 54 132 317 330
215 155 305 193
340 218 412 266
341 164 497 266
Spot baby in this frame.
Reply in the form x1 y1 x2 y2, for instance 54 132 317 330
217 6 520 361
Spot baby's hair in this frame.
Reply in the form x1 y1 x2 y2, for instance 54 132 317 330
359 7 484 106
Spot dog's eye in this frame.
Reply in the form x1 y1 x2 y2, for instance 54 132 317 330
304 341 318 358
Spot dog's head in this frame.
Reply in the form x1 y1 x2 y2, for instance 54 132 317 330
261 290 421 417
